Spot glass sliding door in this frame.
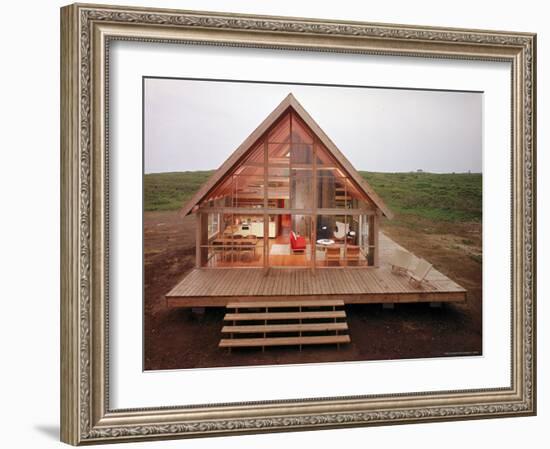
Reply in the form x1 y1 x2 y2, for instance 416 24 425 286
268 213 312 268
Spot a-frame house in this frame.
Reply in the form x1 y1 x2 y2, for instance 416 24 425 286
181 93 392 270
167 94 466 308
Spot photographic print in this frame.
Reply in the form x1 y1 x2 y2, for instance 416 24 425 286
143 78 482 370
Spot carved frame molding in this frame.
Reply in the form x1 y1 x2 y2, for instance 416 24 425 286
60 3 536 445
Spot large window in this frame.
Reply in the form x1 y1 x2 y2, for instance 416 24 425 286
315 214 366 267
204 141 265 208
207 213 220 238
200 213 266 267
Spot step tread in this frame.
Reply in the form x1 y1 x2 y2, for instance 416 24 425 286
219 335 351 348
222 322 349 333
224 311 347 321
226 300 344 309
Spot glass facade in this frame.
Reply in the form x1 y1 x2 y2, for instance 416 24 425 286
195 108 379 268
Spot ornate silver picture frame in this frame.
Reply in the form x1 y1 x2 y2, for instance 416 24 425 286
60 3 536 445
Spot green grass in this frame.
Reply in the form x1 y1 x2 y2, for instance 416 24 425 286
144 170 482 222
144 171 214 211
360 171 482 222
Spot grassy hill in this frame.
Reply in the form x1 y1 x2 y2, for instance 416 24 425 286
144 170 482 222
144 171 215 211
360 171 481 222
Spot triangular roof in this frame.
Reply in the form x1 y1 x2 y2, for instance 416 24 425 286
181 93 393 219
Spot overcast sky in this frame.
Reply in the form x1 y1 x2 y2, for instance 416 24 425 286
144 78 482 174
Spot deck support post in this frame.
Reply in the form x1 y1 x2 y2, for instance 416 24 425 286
263 138 269 275
367 215 375 266
311 139 318 274
195 213 201 267
195 212 208 267
373 212 380 267
299 305 303 351
263 215 269 275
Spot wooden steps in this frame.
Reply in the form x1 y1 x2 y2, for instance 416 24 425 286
222 322 349 333
224 311 347 321
220 335 350 348
219 299 351 351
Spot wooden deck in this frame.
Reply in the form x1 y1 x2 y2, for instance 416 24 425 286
166 233 467 307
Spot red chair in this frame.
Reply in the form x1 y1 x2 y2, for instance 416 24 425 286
290 231 306 253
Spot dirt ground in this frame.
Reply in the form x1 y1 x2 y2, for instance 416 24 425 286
144 211 482 370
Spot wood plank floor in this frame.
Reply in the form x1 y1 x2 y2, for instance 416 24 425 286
166 233 467 306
